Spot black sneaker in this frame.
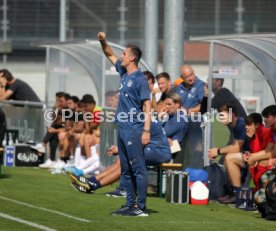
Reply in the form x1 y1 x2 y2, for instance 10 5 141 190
218 194 231 202
105 188 127 198
219 195 236 204
71 182 92 194
69 174 95 191
122 207 149 217
111 205 132 216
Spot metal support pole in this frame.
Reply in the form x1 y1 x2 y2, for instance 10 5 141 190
203 42 215 166
235 0 244 34
59 0 67 42
101 53 106 107
118 0 127 46
207 42 214 114
144 0 158 74
163 0 185 81
214 0 220 35
45 47 50 108
2 0 8 63
59 0 67 91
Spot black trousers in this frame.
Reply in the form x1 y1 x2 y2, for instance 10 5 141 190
42 124 61 161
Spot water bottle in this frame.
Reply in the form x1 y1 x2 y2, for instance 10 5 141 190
2 134 6 146
8 133 13 146
69 155 74 166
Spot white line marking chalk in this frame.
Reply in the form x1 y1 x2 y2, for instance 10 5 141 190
0 196 91 223
0 212 57 231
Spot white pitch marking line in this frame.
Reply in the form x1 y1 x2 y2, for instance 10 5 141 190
0 212 56 231
0 195 91 223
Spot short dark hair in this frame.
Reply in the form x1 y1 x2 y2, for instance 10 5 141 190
64 93 71 100
55 91 64 97
127 44 142 65
77 100 85 108
262 105 276 117
219 103 237 116
70 96 79 104
156 72 170 81
165 92 182 105
143 71 155 84
0 69 14 81
105 90 116 97
57 92 68 99
245 113 263 125
82 94 96 105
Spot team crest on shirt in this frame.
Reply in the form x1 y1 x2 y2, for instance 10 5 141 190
127 80 133 87
191 87 196 93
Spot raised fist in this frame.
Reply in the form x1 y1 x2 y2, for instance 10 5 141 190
97 32 106 41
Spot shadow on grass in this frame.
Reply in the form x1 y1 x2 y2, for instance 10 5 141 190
147 193 160 197
147 208 159 214
0 174 11 179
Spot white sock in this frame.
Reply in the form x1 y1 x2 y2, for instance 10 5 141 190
82 160 100 175
74 146 84 166
76 152 99 170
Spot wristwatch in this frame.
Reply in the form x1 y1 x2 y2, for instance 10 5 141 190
143 128 150 133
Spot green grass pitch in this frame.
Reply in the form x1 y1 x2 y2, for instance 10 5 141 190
0 167 275 231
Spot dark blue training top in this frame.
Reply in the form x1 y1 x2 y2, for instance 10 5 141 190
148 119 170 151
228 117 250 151
115 59 151 129
163 110 188 144
174 78 205 109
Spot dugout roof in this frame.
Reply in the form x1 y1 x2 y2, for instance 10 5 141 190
36 40 151 108
190 33 276 104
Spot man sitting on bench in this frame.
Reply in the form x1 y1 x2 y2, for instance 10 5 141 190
69 119 171 195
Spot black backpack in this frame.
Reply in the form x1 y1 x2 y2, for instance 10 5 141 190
0 108 6 146
264 172 276 220
203 163 232 200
